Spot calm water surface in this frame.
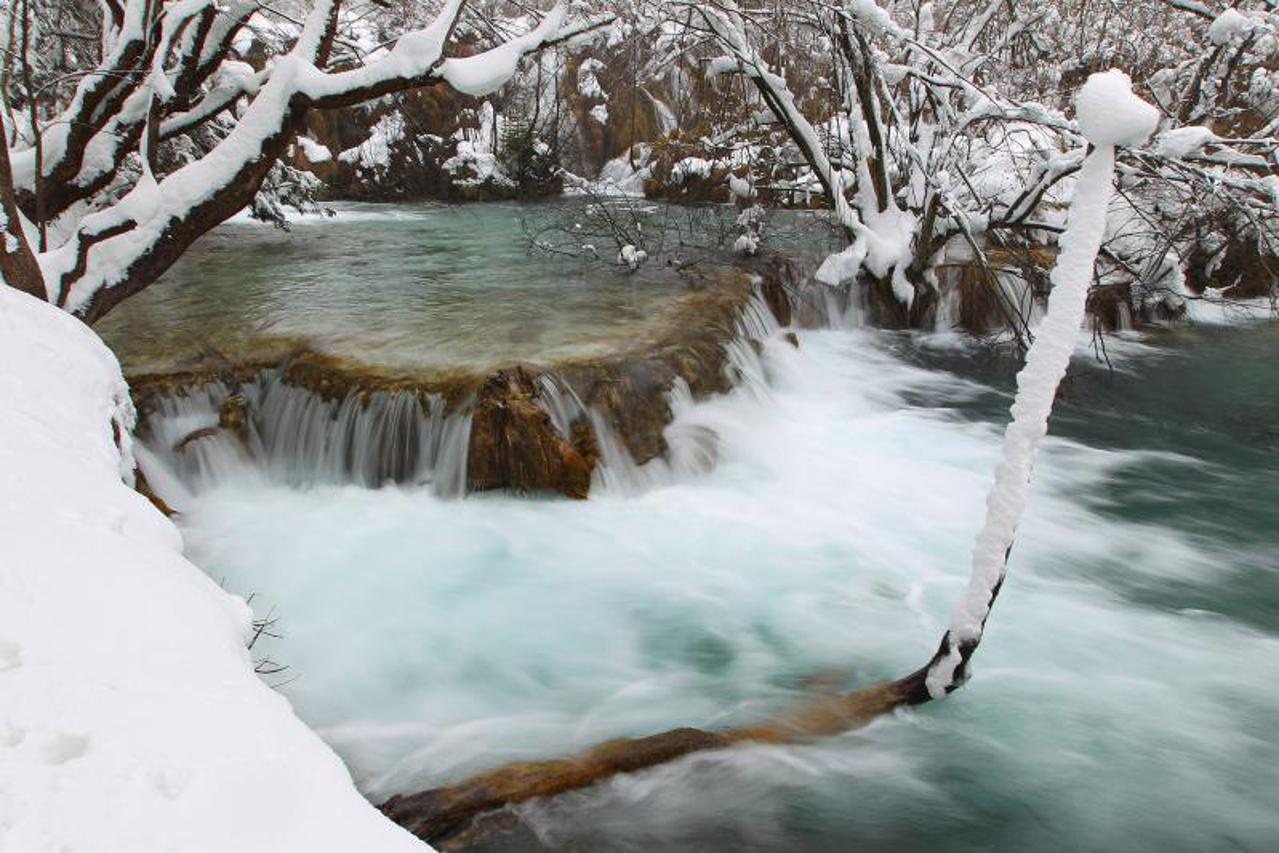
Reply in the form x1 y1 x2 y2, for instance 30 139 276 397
97 203 706 373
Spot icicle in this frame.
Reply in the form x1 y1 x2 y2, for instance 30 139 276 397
925 72 1159 699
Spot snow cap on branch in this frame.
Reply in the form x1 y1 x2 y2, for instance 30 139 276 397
1074 70 1159 148
441 2 567 96
845 0 907 38
1207 8 1256 45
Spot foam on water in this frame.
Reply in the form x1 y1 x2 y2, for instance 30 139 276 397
178 326 1279 850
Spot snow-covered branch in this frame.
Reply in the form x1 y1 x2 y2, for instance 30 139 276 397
925 71 1160 698
3 0 606 321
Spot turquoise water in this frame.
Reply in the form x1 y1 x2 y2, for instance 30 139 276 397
175 309 1279 851
94 203 701 373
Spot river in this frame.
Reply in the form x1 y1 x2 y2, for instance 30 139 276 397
110 204 1279 851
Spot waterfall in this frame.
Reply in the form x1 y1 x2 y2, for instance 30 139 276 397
589 288 784 495
135 280 795 500
722 290 780 401
138 382 261 493
253 375 468 490
534 373 587 438
139 373 472 497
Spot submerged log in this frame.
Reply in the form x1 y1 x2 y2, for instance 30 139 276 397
380 665 932 847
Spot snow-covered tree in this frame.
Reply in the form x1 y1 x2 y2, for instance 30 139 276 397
0 0 605 321
682 0 1278 330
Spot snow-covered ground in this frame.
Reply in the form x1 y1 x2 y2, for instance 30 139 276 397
0 286 426 852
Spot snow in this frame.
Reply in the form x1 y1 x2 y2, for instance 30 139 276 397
298 135 333 163
563 149 649 197
339 112 406 171
670 157 714 181
442 102 514 188
846 0 906 38
577 58 608 100
728 173 756 200
1156 126 1217 158
441 3 567 96
1183 293 1276 324
618 244 648 270
37 0 581 315
1073 70 1160 148
815 243 867 286
589 103 610 124
0 286 426 852
1208 8 1255 45
926 73 1156 699
1 205 18 254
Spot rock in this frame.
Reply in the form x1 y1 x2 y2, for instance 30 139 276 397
218 393 252 448
466 368 592 499
173 426 222 454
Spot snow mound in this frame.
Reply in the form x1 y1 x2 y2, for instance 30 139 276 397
0 287 426 852
298 135 333 163
1074 70 1159 148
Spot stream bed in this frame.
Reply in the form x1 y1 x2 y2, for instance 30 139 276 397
115 204 1278 850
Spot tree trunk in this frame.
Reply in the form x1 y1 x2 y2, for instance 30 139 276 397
0 133 44 299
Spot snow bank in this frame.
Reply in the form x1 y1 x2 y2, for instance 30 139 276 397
298 135 334 163
0 286 426 852
1184 294 1276 325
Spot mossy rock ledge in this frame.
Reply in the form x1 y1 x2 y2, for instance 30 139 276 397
127 258 799 498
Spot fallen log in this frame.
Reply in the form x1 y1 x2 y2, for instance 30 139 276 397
380 662 934 846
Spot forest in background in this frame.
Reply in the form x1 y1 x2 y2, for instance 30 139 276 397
1 0 1276 332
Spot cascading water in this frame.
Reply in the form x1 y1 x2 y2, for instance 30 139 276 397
252 375 472 495
585 289 783 495
179 322 1279 852
136 373 473 501
134 284 788 503
110 203 1277 851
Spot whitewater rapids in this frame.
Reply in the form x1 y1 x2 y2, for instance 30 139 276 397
177 326 1279 851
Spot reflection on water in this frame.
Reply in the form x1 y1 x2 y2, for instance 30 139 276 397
96 203 710 373
179 319 1279 851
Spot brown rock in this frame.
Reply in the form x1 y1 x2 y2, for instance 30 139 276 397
466 368 592 499
218 393 252 447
